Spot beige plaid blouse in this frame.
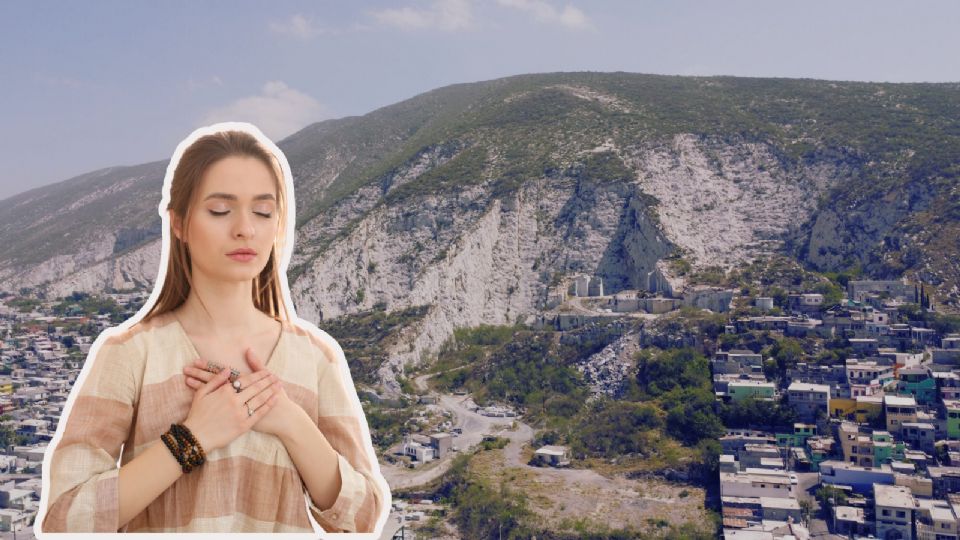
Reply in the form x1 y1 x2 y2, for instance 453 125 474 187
40 311 389 533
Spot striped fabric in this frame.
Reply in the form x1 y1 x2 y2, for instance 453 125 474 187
40 312 390 533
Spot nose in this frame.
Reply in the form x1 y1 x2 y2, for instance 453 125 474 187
233 211 256 239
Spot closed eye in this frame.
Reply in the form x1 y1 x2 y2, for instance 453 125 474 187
208 210 273 218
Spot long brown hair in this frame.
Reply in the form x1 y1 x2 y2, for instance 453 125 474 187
142 130 290 325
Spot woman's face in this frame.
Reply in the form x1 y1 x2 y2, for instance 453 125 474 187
173 155 280 283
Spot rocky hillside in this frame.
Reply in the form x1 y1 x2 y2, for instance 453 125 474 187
2 73 958 392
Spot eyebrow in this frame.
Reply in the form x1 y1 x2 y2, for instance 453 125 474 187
203 193 276 201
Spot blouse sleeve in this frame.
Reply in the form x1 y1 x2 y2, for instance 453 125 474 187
40 334 139 533
304 334 390 533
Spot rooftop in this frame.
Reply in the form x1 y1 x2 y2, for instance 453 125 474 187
787 382 830 393
759 497 800 510
874 484 915 509
834 506 865 523
884 395 917 407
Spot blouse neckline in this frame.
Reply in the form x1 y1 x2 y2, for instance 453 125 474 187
170 314 285 371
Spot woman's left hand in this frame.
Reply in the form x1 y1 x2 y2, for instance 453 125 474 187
183 348 298 439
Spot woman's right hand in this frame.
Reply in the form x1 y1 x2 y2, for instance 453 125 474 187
181 368 281 452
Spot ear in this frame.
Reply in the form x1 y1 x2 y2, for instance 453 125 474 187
170 211 184 242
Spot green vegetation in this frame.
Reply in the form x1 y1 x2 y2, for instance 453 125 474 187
5 297 41 313
323 304 430 383
52 292 125 321
433 453 535 540
632 347 712 397
429 438 718 539
362 403 409 452
430 323 600 422
816 485 849 510
720 396 797 432
573 400 662 456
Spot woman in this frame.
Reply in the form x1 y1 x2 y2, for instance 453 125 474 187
37 123 390 534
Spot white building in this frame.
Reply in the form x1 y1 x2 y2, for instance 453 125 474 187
874 483 915 540
720 471 793 499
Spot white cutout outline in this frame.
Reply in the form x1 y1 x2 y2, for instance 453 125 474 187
35 122 392 539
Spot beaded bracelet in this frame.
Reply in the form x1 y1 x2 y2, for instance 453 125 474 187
162 423 206 473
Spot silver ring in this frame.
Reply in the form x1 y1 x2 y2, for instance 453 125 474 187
247 403 254 417
229 368 241 382
232 380 243 392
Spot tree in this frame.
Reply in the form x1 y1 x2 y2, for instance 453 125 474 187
662 387 724 445
816 485 848 510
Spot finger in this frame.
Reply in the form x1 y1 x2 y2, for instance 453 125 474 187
245 347 265 372
247 393 280 426
244 381 280 410
184 366 214 383
237 371 277 401
193 358 218 373
185 376 203 389
199 366 232 397
232 369 273 393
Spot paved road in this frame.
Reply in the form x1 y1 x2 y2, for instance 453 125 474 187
380 393 520 490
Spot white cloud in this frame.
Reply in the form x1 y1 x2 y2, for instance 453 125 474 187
496 0 593 30
201 81 329 141
369 0 473 32
269 14 323 39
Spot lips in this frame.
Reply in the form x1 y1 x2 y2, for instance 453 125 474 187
227 248 257 256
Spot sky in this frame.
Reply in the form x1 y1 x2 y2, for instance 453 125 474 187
1 0 958 201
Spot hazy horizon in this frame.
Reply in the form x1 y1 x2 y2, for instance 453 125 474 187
3 0 958 201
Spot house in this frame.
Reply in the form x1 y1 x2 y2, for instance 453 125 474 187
775 423 816 448
754 297 774 311
933 372 960 401
844 358 894 398
759 497 802 523
901 421 937 454
785 318 830 338
849 338 880 356
533 445 570 467
720 471 793 499
931 335 960 364
897 366 937 405
720 430 777 455
739 444 783 469
787 382 830 421
401 435 436 463
713 350 764 374
788 293 824 312
945 400 960 440
847 279 915 304
834 505 869 537
838 422 905 468
927 466 960 498
0 508 29 532
429 433 452 458
727 380 777 402
818 460 896 494
874 483 916 540
915 499 959 540
885 395 918 435
0 481 33 510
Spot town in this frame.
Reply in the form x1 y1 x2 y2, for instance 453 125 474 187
0 274 959 539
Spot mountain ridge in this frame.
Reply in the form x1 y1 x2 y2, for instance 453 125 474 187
2 71 958 393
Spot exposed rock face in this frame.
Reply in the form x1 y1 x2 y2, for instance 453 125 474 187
576 330 642 399
625 134 838 270
290 165 668 392
3 73 959 397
